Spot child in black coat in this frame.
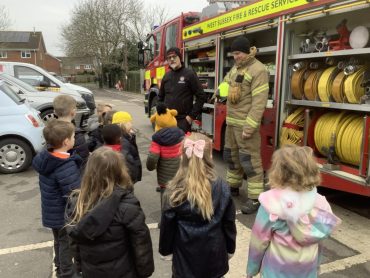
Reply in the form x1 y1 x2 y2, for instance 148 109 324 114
159 132 236 278
112 111 142 184
66 147 154 278
101 124 123 152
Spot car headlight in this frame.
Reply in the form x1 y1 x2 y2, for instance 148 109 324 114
76 101 87 109
78 91 96 110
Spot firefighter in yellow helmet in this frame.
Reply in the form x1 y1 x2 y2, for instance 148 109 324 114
220 36 269 214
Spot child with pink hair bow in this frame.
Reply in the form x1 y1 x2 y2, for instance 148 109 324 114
159 132 236 278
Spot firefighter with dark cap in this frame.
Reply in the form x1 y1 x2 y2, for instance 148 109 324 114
158 47 207 133
219 36 269 214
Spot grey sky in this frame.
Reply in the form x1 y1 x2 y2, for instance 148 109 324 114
2 0 209 56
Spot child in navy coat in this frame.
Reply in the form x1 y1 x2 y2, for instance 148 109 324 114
33 119 81 277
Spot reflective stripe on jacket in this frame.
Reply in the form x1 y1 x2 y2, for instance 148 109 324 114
223 57 269 132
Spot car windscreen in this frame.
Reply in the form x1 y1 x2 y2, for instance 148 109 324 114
0 82 24 105
0 73 39 92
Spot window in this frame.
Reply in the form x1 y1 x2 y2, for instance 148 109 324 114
0 51 7 58
75 65 80 70
84 64 92 70
165 23 178 53
21 51 31 58
0 83 23 105
144 35 155 65
148 35 155 56
154 31 162 57
14 66 58 88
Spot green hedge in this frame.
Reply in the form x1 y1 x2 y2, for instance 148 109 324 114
123 71 141 93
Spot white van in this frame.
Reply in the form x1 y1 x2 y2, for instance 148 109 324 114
0 62 96 114
0 73 90 128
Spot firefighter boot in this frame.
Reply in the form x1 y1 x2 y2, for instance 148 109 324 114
241 198 260 214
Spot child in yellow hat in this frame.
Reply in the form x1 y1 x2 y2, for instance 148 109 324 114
112 111 142 184
150 103 177 132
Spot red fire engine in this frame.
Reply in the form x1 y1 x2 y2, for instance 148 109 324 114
138 0 370 196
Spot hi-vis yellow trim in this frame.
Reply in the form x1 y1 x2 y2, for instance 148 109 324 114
244 73 252 82
145 70 150 80
36 87 60 92
247 181 264 187
218 82 229 97
153 78 158 85
183 0 319 39
156 67 166 79
227 116 259 128
226 116 245 126
252 83 269 96
226 170 243 184
246 116 258 128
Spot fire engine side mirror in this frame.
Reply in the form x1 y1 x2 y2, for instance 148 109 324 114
138 52 144 67
137 41 144 52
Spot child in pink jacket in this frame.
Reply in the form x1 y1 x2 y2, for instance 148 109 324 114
247 145 341 278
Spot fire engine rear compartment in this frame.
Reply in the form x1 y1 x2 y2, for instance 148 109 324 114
281 3 370 196
184 0 370 196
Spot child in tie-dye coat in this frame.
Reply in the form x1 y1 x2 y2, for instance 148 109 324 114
246 145 341 278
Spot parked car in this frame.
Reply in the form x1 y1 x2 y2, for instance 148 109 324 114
0 80 45 174
0 62 96 114
0 73 90 128
49 72 67 83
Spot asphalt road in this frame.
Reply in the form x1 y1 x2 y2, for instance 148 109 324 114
0 86 369 278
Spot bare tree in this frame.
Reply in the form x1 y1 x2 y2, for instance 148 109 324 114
131 4 169 41
0 5 12 30
60 0 169 88
60 0 143 84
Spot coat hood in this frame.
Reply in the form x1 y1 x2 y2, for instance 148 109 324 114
152 127 184 146
259 188 341 245
32 149 82 175
87 114 100 132
68 188 134 241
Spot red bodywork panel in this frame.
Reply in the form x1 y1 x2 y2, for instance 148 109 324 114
213 102 226 151
260 108 276 170
213 103 275 172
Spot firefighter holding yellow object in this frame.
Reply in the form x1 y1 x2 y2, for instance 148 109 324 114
220 36 269 214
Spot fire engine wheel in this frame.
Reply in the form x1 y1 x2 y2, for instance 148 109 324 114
150 96 158 116
150 96 158 130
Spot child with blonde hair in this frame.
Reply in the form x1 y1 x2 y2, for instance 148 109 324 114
87 103 113 152
246 145 341 278
159 132 236 278
112 111 142 183
66 147 154 277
